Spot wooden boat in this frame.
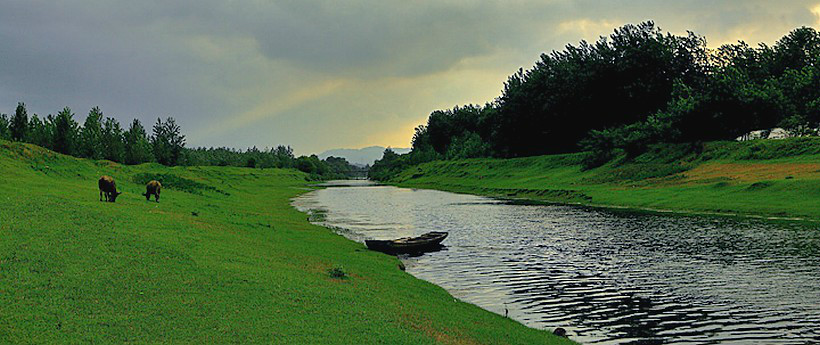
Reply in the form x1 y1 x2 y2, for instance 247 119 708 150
365 231 448 254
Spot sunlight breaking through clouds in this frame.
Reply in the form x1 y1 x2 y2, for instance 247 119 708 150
557 19 620 41
1 1 819 154
812 4 820 25
195 79 348 139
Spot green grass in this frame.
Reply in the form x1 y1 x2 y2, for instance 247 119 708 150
387 138 820 221
0 140 573 345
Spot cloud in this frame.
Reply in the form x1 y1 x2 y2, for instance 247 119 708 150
194 78 347 139
1 1 819 154
557 19 620 41
812 4 820 26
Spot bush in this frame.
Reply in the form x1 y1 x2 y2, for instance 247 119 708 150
327 266 347 279
132 172 227 195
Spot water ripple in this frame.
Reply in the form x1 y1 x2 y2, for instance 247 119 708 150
293 181 820 344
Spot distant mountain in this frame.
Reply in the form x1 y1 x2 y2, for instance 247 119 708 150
318 146 410 166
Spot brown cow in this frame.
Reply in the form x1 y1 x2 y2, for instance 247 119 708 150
144 180 161 202
98 175 122 202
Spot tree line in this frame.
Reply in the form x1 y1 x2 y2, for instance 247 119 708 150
371 22 820 178
0 103 358 179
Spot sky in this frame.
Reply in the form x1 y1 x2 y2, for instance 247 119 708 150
2 1 820 155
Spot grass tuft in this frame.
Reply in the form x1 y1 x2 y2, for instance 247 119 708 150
132 172 229 195
327 266 348 279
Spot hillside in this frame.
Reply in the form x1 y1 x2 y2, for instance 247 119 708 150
385 138 820 221
0 140 572 344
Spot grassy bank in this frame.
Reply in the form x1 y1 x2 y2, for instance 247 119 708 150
386 138 820 221
0 140 572 345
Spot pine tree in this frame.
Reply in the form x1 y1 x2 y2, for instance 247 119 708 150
151 118 167 164
101 117 125 162
0 113 10 140
44 114 56 148
79 107 104 159
124 119 152 165
166 117 186 165
151 117 185 166
10 102 29 141
28 114 53 148
53 107 78 155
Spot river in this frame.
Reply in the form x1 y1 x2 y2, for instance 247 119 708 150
292 180 820 344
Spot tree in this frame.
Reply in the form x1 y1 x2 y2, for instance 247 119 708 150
483 22 708 157
769 26 820 75
124 119 152 165
10 102 29 141
28 114 52 148
0 114 10 140
445 132 491 159
44 115 56 148
151 117 186 166
323 156 352 175
53 107 78 155
272 145 294 168
79 107 104 159
368 148 412 180
295 155 318 174
101 117 125 162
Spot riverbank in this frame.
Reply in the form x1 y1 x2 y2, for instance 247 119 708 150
384 138 820 221
0 140 573 344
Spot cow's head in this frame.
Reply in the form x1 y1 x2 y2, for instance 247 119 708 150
110 191 123 202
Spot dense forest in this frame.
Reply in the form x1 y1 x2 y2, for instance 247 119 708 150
371 22 820 179
0 104 360 179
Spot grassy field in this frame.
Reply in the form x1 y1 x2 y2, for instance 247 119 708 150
386 138 820 221
0 140 574 345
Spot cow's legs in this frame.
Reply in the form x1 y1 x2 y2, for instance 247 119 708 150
100 190 104 201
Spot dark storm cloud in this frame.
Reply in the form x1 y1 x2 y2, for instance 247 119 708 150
1 1 818 153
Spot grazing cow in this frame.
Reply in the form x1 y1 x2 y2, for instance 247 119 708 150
144 180 161 202
98 175 122 202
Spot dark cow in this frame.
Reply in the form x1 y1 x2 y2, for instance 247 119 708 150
98 175 122 202
144 180 161 202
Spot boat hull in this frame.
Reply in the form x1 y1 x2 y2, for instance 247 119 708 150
365 232 448 254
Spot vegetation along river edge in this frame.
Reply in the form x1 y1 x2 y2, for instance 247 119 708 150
379 137 820 223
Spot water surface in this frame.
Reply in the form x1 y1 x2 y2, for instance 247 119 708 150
292 181 820 344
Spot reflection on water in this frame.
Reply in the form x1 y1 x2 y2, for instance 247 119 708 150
292 181 820 344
